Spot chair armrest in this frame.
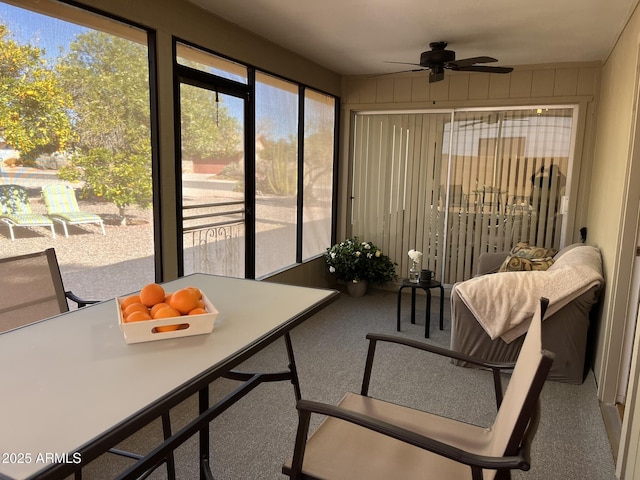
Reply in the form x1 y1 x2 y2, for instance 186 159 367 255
362 333 515 409
287 399 530 478
65 290 99 309
365 333 515 370
475 252 509 276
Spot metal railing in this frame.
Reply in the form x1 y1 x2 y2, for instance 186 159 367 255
183 201 245 276
182 200 245 233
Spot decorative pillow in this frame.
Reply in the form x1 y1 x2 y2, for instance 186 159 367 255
499 255 555 272
509 242 557 260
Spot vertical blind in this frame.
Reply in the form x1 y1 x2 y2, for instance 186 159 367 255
352 107 574 284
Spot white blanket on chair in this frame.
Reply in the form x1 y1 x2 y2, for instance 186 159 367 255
455 245 603 343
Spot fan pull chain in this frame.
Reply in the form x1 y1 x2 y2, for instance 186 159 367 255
215 91 219 127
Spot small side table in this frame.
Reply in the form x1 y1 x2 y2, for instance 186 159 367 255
397 279 444 338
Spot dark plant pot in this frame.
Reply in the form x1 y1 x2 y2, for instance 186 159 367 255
346 280 368 297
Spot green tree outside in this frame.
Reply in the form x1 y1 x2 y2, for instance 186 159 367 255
256 133 297 195
303 129 333 201
180 83 242 163
0 25 74 161
56 32 244 224
55 31 151 225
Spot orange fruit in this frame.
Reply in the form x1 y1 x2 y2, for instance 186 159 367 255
124 303 149 317
140 283 166 307
150 302 170 318
125 310 152 323
185 287 202 299
120 295 142 310
155 324 181 332
169 288 200 314
153 306 181 319
164 293 173 304
188 307 207 315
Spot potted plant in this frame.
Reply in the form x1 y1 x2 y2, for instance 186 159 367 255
325 237 397 296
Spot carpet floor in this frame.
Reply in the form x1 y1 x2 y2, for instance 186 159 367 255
79 287 617 479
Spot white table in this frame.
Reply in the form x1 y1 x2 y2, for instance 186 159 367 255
0 274 338 480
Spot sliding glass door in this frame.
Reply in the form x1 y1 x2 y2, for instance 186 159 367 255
351 107 575 284
444 109 571 282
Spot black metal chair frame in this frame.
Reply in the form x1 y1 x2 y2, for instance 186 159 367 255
284 299 554 480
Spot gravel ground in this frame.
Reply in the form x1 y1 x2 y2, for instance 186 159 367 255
1 166 330 302
1 194 156 302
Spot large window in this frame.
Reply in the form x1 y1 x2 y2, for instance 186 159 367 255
255 72 299 277
0 2 156 300
303 90 335 260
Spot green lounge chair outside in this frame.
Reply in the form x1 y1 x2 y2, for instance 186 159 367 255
0 184 56 240
42 184 106 238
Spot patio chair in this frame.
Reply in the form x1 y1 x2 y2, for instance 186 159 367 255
0 248 175 478
0 248 97 333
0 184 56 240
42 184 106 237
283 298 555 480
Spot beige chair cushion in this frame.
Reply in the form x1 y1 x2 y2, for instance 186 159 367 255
286 392 496 480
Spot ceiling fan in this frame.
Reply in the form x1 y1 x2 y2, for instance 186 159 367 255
383 41 513 83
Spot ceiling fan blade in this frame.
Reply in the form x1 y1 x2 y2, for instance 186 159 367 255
383 60 425 67
452 65 514 74
370 68 428 78
448 56 498 68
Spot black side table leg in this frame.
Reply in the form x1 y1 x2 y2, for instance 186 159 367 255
411 288 416 324
396 286 403 331
439 285 444 330
425 289 431 338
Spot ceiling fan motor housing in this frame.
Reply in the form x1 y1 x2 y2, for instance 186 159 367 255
420 48 455 67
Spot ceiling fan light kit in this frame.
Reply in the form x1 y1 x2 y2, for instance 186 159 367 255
429 65 445 83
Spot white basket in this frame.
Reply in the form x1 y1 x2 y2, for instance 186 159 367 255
117 294 218 344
